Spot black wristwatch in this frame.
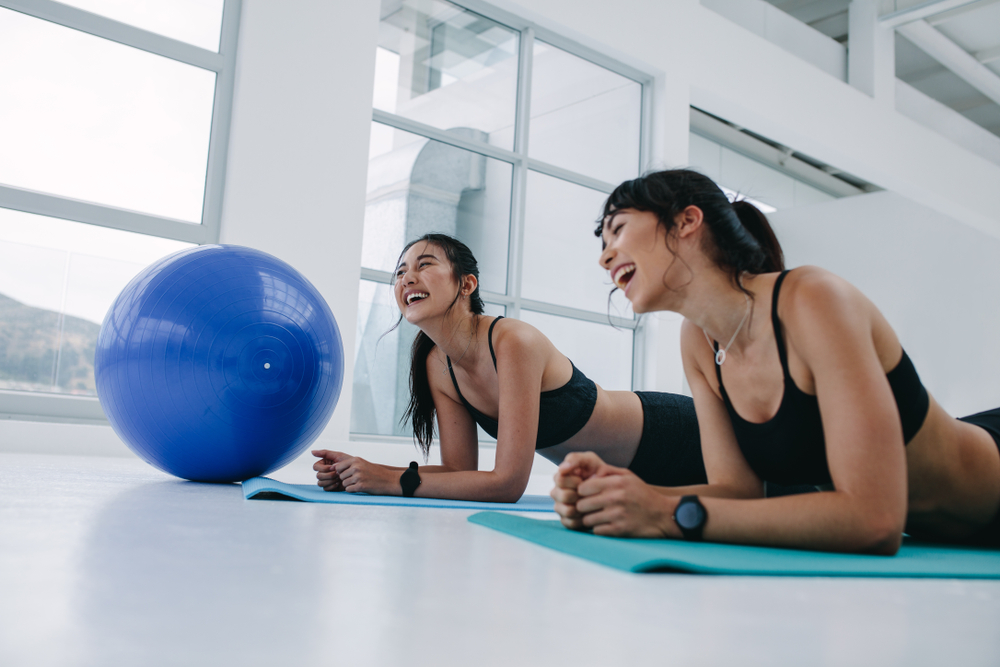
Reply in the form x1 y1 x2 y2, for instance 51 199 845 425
400 461 421 498
673 495 707 541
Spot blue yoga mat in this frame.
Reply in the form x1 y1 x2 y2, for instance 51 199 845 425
468 512 1000 578
242 477 555 512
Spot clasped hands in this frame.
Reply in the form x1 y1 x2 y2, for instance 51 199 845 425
550 452 682 539
312 449 399 495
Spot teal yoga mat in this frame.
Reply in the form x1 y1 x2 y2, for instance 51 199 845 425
468 512 1000 578
242 477 555 512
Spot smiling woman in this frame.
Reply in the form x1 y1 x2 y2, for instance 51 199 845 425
552 169 1000 553
313 233 707 503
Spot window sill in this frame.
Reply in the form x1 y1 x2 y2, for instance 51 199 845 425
0 389 108 425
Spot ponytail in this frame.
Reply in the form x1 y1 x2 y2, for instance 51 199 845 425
731 199 784 273
599 169 785 295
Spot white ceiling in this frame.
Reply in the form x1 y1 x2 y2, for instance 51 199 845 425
764 0 1000 137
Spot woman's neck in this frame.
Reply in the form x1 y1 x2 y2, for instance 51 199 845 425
678 269 762 356
420 309 482 369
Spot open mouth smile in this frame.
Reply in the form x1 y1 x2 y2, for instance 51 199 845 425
405 292 429 306
613 264 636 290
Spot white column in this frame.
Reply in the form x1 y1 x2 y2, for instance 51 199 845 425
220 0 382 442
848 0 895 107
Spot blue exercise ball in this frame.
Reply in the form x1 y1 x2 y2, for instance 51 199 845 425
94 245 344 483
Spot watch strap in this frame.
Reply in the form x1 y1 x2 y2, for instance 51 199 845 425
400 461 421 498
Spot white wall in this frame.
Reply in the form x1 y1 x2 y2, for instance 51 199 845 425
771 191 1000 417
701 0 847 81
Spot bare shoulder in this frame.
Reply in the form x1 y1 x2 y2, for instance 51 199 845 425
776 267 884 369
490 317 551 357
778 266 871 331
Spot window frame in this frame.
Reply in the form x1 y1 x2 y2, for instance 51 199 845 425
0 0 241 423
353 0 654 441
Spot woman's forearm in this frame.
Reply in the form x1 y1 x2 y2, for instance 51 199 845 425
414 469 529 503
379 464 461 474
651 482 763 499
573 469 905 553
692 491 904 554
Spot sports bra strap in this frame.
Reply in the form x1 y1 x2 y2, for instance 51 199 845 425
444 315 503 414
771 270 792 380
447 315 505 394
445 354 474 414
487 316 504 370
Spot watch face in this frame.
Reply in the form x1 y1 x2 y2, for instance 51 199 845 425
676 500 705 529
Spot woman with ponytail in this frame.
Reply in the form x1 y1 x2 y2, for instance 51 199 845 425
312 233 706 502
552 169 1000 552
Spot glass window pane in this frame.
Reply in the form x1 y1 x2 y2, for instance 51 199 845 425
0 242 65 394
483 303 506 319
0 9 216 222
522 171 631 316
363 123 512 294
55 0 225 51
519 310 633 391
529 41 642 185
352 280 416 438
0 208 194 396
374 0 519 150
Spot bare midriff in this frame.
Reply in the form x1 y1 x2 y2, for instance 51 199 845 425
537 386 644 469
905 395 1000 539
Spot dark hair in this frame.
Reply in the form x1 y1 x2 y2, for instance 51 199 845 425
388 233 484 459
596 169 784 294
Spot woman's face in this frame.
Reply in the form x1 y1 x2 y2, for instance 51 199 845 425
598 208 676 314
393 242 462 324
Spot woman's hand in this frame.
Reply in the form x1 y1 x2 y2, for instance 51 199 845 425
312 449 348 492
574 471 680 538
337 457 399 495
551 452 605 529
551 452 630 530
313 449 401 495
551 451 679 538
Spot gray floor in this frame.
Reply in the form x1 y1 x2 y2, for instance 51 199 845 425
2 453 1000 667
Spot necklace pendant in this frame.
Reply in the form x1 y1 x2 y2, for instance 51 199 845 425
715 348 726 365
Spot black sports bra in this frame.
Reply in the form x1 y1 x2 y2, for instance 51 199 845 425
446 317 598 449
714 270 930 486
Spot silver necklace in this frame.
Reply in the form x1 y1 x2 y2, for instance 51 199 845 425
703 293 752 366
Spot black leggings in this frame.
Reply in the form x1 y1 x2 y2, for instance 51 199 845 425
627 392 707 487
958 407 1000 546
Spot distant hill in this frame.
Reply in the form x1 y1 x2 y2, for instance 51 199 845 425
0 292 101 395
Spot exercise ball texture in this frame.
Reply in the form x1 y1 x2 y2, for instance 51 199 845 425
95 245 344 482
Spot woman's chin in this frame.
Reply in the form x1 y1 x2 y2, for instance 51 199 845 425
623 288 646 313
402 305 435 325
